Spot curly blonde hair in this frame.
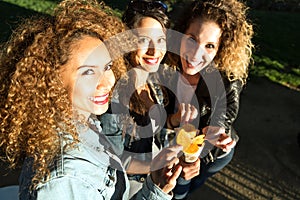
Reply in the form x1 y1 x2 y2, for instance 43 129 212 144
168 0 254 84
0 0 127 185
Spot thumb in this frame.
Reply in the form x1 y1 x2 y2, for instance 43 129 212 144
168 164 182 182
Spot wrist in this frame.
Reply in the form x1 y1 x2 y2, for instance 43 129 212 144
168 114 179 128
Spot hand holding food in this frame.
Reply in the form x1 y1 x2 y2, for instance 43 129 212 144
175 124 205 163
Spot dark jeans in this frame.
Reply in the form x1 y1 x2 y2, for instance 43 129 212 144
173 148 235 200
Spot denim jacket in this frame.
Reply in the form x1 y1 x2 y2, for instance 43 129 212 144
99 72 170 171
19 115 172 200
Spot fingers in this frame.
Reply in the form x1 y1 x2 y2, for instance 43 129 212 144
168 164 182 182
202 126 208 134
225 140 236 151
216 133 236 152
216 133 232 145
160 164 183 194
204 126 225 144
151 145 183 172
203 127 237 152
180 103 198 124
180 158 200 180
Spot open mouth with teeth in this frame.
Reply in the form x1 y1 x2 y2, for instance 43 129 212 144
89 93 109 105
183 55 206 70
143 57 159 65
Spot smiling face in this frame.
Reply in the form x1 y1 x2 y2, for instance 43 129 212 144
180 18 222 76
134 17 166 73
61 36 115 119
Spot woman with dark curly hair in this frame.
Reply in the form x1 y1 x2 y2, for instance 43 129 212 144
0 0 182 199
162 0 254 199
99 0 190 198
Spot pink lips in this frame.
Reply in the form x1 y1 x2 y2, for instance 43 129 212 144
187 62 196 68
185 57 204 69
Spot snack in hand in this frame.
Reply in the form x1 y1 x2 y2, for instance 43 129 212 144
176 124 205 162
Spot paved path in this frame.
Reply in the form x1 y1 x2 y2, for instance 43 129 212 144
189 76 300 199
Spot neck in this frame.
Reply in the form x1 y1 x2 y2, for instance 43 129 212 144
133 68 149 88
182 72 200 86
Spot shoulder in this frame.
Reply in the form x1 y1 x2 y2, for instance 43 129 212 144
36 147 115 199
223 78 243 93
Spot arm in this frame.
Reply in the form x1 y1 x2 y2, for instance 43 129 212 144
126 158 151 174
211 79 243 132
203 79 243 152
131 145 183 200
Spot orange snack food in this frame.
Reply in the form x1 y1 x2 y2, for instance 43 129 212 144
176 124 205 162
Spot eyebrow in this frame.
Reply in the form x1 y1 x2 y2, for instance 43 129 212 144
138 34 166 39
77 61 112 70
77 65 96 70
187 33 218 44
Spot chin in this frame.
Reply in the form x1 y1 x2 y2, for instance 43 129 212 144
143 65 160 73
183 67 197 76
94 106 108 116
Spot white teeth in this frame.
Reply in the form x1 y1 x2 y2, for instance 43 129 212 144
145 58 158 64
89 94 108 102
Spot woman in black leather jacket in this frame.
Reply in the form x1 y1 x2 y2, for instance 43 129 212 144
162 0 254 199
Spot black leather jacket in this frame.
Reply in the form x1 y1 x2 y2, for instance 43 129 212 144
160 64 242 157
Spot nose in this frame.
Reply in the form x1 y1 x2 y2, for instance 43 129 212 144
190 46 205 62
146 40 157 56
96 72 115 91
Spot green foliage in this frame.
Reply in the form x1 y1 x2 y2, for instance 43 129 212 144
3 0 56 15
251 55 300 90
249 9 300 90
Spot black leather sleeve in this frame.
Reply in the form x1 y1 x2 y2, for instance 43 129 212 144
212 79 243 138
223 79 243 130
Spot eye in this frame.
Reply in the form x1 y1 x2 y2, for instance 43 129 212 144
138 36 151 45
157 37 166 44
186 36 197 45
82 69 95 75
104 62 113 71
205 43 216 49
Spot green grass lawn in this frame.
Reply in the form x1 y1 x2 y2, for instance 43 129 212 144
250 10 300 65
249 10 300 90
1 0 299 91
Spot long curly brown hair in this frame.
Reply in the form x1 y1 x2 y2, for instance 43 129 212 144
167 0 254 84
0 0 127 185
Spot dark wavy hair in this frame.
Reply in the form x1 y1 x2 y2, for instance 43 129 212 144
0 0 127 185
122 0 170 30
120 0 170 115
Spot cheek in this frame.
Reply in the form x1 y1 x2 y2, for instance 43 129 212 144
108 72 116 88
72 82 89 99
180 40 185 55
180 39 193 56
207 50 218 61
98 71 115 89
135 49 145 59
160 48 167 56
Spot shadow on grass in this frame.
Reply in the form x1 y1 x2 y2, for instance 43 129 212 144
0 1 48 43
